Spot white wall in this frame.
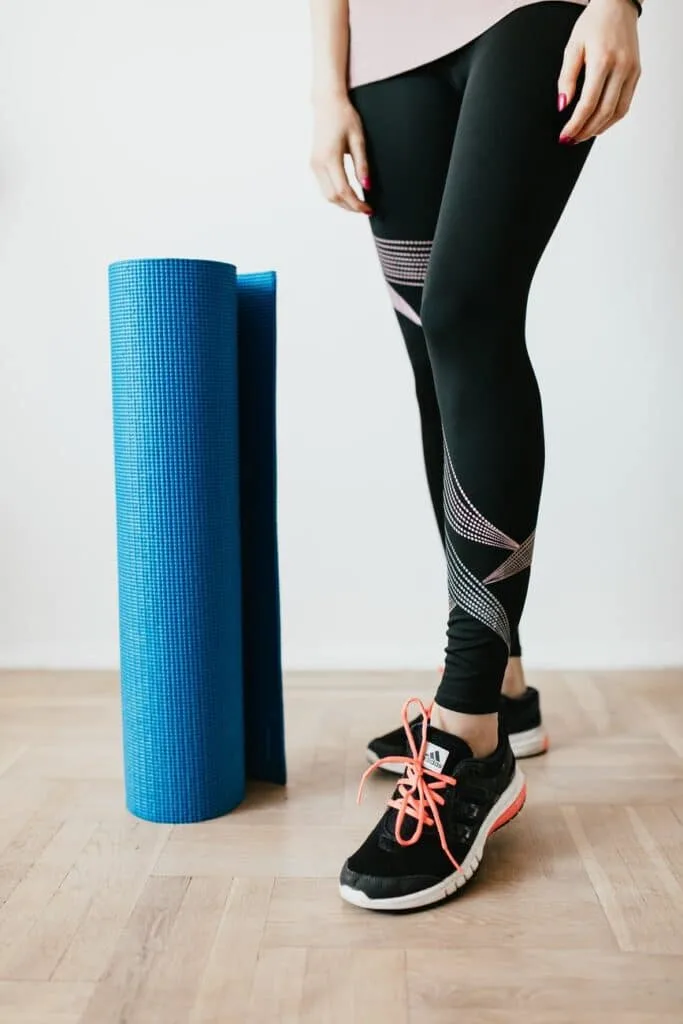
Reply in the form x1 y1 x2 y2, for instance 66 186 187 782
0 1 680 671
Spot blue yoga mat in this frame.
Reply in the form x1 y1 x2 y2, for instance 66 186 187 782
110 258 284 824
238 274 286 786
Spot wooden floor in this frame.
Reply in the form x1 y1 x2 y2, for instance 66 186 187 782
0 669 682 1023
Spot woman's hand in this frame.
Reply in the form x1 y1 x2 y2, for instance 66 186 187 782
311 93 373 214
558 0 641 144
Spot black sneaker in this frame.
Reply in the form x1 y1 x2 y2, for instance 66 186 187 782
501 687 549 758
366 686 548 775
340 699 526 912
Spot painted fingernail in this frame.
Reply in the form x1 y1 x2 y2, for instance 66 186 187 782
559 135 574 145
558 92 568 113
361 176 371 190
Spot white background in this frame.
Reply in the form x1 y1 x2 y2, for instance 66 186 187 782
0 1 680 671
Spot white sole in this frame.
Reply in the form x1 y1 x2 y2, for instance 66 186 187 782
339 766 527 912
509 724 549 759
366 725 549 773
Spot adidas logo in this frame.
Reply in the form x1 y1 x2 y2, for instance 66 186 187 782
423 742 449 772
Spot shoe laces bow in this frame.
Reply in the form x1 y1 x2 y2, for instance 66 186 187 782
358 698 460 870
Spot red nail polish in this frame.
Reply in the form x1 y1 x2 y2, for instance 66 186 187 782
361 177 371 190
559 135 574 145
558 93 568 113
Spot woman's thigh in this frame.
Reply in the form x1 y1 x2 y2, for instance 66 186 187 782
424 2 593 328
351 65 460 237
351 65 461 370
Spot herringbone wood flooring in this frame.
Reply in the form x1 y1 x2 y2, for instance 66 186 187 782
1 669 682 1023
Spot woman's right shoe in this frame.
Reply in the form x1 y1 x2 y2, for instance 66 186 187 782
366 685 549 775
341 699 526 911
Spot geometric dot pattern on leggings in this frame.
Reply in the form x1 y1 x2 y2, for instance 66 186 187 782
444 434 535 651
374 236 432 326
374 236 433 286
374 237 537 653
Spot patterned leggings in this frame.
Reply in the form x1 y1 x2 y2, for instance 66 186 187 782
351 2 593 713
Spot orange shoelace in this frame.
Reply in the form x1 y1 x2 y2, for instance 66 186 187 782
358 698 461 871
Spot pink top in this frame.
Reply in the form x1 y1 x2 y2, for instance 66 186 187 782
348 0 588 89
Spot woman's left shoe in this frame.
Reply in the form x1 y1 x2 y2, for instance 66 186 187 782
340 700 526 912
366 685 549 771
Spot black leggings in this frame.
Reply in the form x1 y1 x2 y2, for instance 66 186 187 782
352 2 593 714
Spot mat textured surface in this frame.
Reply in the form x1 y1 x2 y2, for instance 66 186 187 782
110 258 245 823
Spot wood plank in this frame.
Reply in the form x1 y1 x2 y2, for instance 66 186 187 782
0 817 96 974
9 816 171 983
300 949 407 1024
407 948 683 1016
525 764 683 805
79 876 189 1024
0 671 118 699
190 877 273 1024
154 825 359 878
262 873 615 951
121 876 232 1024
0 794 63 893
0 980 93 1023
247 947 307 1024
564 804 683 954
53 817 169 982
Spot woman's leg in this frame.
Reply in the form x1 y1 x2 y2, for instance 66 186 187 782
351 64 456 544
353 68 525 664
341 3 593 911
425 2 593 733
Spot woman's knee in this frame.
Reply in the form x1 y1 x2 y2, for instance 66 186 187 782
421 276 519 363
422 278 480 353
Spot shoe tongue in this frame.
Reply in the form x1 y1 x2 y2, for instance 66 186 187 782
417 724 473 776
379 723 473 850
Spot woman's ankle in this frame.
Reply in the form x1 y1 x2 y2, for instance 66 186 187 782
431 704 498 759
501 657 527 700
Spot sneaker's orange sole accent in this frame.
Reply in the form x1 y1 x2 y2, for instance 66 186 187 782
489 780 527 835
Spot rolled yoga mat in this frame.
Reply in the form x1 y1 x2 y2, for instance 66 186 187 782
238 273 286 786
110 258 284 823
